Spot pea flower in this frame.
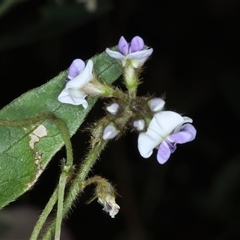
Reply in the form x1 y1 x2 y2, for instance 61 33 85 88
58 59 94 108
138 111 196 164
98 195 120 218
106 36 153 68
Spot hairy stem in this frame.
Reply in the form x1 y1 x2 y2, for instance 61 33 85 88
55 166 68 240
43 139 107 239
29 188 58 240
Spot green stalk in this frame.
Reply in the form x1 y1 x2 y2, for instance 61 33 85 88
30 188 58 240
43 139 107 239
30 165 70 240
55 167 68 240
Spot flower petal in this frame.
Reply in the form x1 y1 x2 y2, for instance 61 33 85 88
183 116 193 124
118 36 129 55
105 48 125 60
138 128 163 158
173 117 193 133
151 111 185 138
157 141 171 164
130 36 144 52
126 48 153 60
57 89 88 107
127 48 153 68
170 124 196 143
98 195 120 218
68 59 85 79
182 124 197 141
66 59 93 89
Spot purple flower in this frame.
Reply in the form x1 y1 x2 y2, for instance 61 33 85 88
58 59 93 108
138 111 196 164
106 36 153 68
98 195 120 218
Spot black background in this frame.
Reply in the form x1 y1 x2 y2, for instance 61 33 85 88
0 0 240 239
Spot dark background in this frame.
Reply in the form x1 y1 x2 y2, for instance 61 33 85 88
0 0 240 239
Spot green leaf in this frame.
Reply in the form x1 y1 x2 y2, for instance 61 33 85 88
0 49 121 209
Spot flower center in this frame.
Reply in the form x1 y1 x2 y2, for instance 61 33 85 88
130 102 142 112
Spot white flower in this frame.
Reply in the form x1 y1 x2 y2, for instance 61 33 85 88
138 111 195 163
58 59 94 108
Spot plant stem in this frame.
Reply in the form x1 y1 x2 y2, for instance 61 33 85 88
55 166 68 240
1 113 107 239
0 113 74 240
29 188 58 240
30 163 71 240
43 139 107 239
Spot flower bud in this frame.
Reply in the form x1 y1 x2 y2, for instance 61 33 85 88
133 119 145 131
148 98 165 112
98 195 120 218
102 123 120 140
106 103 119 115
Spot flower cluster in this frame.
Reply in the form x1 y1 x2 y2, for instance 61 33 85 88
58 35 196 165
57 35 197 220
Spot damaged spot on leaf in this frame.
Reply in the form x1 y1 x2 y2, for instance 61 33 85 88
29 125 47 149
26 125 47 189
27 151 44 189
